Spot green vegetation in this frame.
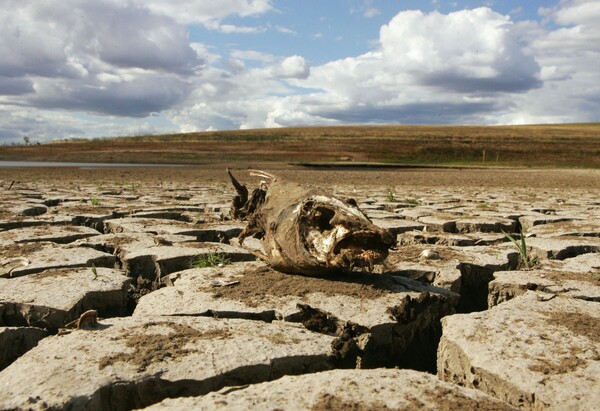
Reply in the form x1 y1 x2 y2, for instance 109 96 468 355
90 196 101 206
386 191 396 202
501 229 538 270
191 253 232 269
405 198 420 207
91 264 98 280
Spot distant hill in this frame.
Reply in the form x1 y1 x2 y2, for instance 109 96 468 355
2 124 599 168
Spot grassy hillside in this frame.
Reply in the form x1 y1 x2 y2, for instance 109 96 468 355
2 124 599 168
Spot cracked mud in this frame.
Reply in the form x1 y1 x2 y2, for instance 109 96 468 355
1 166 599 410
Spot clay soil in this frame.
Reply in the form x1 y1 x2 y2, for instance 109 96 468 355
211 266 398 307
2 161 599 191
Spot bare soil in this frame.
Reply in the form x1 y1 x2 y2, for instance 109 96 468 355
548 311 600 343
99 322 230 372
532 270 600 285
528 310 600 375
2 162 599 190
211 266 398 307
312 388 516 411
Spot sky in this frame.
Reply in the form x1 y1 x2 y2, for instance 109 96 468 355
1 0 599 143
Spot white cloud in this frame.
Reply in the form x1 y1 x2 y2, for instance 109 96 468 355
378 8 541 92
282 4 596 126
505 0 600 124
272 56 310 79
0 0 202 121
134 0 273 34
552 0 600 26
217 24 267 34
275 26 297 35
134 0 273 26
351 0 381 18
190 43 221 65
289 8 542 125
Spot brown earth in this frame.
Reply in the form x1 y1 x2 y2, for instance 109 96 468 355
99 322 231 372
210 266 397 307
2 162 599 191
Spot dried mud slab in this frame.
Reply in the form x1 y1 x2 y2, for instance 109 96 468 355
556 252 600 273
0 224 100 246
368 218 425 236
121 242 255 281
144 368 516 411
488 269 600 307
10 203 48 217
525 236 600 261
0 242 117 278
0 215 74 231
527 218 600 238
0 267 131 330
454 216 517 234
0 316 334 411
104 217 216 238
519 214 579 232
438 292 600 410
387 243 520 312
400 230 508 247
135 261 458 370
417 215 459 233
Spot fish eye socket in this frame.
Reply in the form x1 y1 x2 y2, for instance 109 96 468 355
312 206 335 230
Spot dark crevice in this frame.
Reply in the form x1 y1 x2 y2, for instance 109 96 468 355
456 252 520 313
126 275 159 316
1 285 131 333
196 228 242 243
131 212 193 223
550 245 599 260
14 234 98 245
0 327 48 372
72 211 129 234
164 310 277 323
296 291 455 373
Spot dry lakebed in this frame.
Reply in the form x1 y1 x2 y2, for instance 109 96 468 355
0 164 599 410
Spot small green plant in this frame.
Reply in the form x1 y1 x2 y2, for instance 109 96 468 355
191 253 231 268
501 229 537 269
405 198 420 207
386 191 396 202
90 196 101 206
91 264 98 280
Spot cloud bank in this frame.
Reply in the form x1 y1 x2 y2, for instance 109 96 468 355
0 0 598 142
